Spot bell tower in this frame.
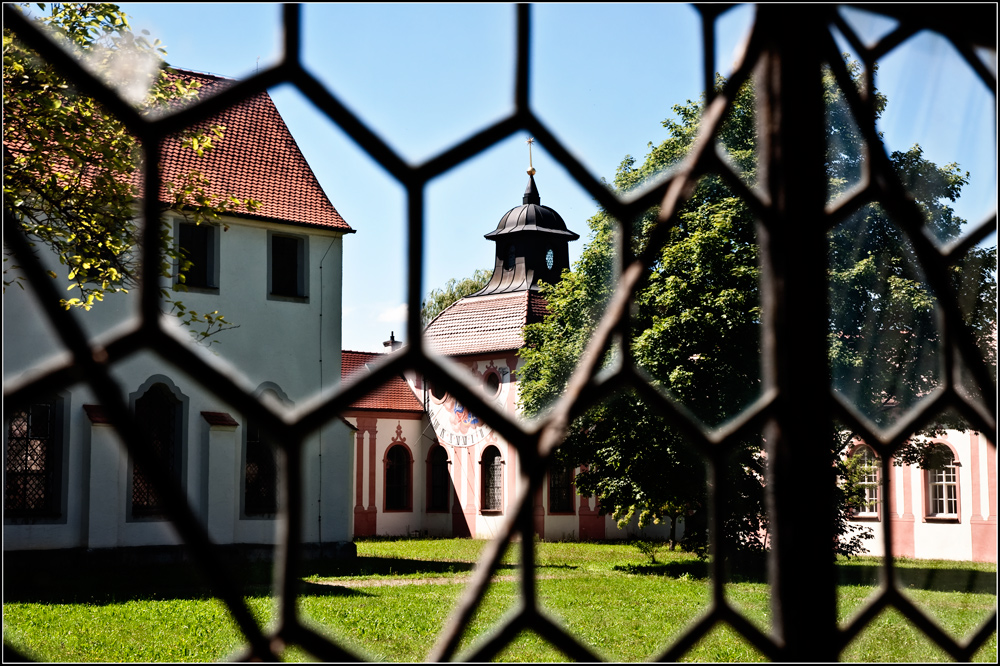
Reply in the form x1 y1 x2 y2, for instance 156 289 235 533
474 140 579 297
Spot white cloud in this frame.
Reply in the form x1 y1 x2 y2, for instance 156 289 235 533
376 303 407 323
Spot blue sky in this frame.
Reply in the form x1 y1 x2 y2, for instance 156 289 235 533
112 3 996 352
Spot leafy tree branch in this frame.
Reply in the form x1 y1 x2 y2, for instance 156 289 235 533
3 2 261 344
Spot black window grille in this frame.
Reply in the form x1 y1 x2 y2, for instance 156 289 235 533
548 461 574 514
384 445 411 511
481 446 503 512
243 419 278 517
427 445 450 512
2 3 995 662
4 400 59 517
132 384 180 518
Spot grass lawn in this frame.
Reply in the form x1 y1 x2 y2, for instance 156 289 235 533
3 539 996 662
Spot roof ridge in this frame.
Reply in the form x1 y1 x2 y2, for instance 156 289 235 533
168 67 236 82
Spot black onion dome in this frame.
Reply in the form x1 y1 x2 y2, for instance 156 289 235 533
484 175 580 241
471 174 580 297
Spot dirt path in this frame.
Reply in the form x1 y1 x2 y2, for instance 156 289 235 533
312 574 562 589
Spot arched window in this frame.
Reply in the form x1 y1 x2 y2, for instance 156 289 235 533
427 445 450 512
132 383 181 517
243 386 288 518
385 444 412 511
851 446 878 518
483 370 501 398
548 460 575 514
481 446 503 512
926 445 959 519
244 419 278 517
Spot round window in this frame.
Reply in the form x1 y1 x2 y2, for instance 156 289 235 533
484 371 501 397
545 248 554 270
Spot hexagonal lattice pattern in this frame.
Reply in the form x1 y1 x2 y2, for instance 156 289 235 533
3 4 995 662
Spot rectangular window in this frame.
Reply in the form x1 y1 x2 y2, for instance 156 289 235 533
427 446 450 512
929 466 958 516
852 448 878 518
548 462 575 514
270 233 306 298
177 222 216 289
5 400 60 517
385 445 411 511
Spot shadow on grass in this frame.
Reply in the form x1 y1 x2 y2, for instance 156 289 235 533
3 554 520 605
613 560 711 580
300 556 517 579
2 558 375 606
612 559 995 594
299 580 374 597
837 566 996 594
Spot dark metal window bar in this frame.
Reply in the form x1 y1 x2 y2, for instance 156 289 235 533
2 3 995 661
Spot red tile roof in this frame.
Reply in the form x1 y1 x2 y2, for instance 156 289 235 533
341 350 424 412
82 404 109 424
157 70 352 232
423 291 548 356
201 411 239 427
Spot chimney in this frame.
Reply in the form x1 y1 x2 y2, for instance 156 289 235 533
383 331 402 352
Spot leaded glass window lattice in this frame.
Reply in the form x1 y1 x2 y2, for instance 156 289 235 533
132 384 179 517
481 446 503 512
244 419 278 517
4 400 58 516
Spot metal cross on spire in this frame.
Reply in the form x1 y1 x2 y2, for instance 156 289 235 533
526 137 536 176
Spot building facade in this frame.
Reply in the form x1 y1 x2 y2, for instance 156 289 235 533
846 431 996 562
344 174 996 562
4 71 356 555
344 175 678 543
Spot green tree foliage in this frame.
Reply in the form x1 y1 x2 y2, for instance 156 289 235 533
421 268 492 326
519 61 996 559
3 2 260 342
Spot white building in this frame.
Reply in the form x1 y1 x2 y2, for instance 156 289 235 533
3 71 356 557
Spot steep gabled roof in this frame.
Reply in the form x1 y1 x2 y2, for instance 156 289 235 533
158 69 352 232
423 291 548 357
341 350 424 412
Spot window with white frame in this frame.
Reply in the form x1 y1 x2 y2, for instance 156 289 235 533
852 446 878 518
927 446 959 518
